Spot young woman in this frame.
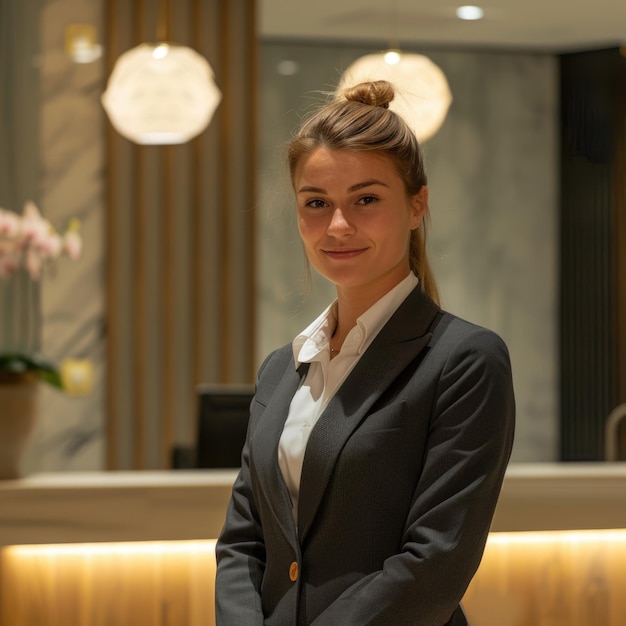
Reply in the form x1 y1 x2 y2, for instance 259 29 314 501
215 80 515 626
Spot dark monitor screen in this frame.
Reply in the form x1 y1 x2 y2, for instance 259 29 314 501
195 384 254 469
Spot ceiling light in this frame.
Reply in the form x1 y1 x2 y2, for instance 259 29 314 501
456 5 485 21
337 52 452 143
101 43 222 145
276 60 299 76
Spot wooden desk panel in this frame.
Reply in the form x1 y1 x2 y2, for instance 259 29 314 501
0 465 625 625
0 541 216 626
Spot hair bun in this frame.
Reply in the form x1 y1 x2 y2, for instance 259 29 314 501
342 80 395 109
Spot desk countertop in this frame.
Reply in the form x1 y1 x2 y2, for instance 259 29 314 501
0 464 625 546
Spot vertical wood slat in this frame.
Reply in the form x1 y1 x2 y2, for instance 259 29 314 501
105 0 257 469
105 0 119 470
132 0 148 470
191 0 203 423
161 144 175 468
244 4 258 383
160 0 175 469
218 2 233 383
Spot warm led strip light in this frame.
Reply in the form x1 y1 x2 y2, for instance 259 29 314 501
7 529 626 554
487 528 626 546
7 529 626 557
5 539 216 558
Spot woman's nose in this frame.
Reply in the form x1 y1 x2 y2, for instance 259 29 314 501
327 208 353 235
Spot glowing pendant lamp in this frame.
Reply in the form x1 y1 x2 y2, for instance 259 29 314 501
337 50 452 143
101 42 221 145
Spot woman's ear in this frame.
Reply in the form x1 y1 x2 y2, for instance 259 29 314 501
409 186 429 230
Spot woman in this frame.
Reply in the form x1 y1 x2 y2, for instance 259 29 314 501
215 80 515 626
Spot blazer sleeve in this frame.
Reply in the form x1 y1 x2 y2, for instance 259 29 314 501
214 433 266 625
310 328 515 626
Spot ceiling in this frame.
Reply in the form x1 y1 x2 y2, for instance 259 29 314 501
259 0 626 53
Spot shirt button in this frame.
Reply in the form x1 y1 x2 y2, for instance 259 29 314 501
289 561 299 582
353 332 362 342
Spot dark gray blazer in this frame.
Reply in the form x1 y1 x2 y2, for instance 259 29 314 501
215 286 515 626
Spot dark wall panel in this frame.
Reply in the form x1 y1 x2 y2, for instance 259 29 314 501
559 48 624 460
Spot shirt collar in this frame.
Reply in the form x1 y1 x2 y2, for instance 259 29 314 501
292 272 419 367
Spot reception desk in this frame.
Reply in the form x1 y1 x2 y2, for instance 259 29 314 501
1 464 625 625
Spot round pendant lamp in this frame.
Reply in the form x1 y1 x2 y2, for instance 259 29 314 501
101 43 222 145
336 51 452 143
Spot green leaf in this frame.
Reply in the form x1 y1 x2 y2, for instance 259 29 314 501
36 367 64 390
0 352 65 390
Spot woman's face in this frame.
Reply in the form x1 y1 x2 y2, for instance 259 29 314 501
294 147 427 299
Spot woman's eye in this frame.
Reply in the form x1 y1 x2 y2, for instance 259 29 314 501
358 195 377 205
305 199 327 209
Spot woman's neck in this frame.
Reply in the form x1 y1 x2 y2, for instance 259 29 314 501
334 272 410 333
332 286 387 347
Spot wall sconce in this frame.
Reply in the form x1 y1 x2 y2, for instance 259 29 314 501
65 24 102 64
336 51 452 143
101 43 222 145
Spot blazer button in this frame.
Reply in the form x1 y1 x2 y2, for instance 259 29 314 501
289 561 299 582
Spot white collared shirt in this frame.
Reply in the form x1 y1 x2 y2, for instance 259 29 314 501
278 272 419 523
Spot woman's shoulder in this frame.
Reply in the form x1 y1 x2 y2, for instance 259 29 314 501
256 342 295 379
434 310 511 361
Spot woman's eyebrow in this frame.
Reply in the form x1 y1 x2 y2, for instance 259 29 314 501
297 185 325 194
297 179 389 194
348 179 389 192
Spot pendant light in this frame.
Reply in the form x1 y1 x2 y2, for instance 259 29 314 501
101 0 221 145
336 6 452 143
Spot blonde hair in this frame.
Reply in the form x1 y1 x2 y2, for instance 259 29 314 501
287 80 439 305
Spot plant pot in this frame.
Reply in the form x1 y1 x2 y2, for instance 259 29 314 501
0 374 38 480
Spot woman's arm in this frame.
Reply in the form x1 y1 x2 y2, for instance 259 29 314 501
214 431 266 625
311 328 515 626
214 354 278 625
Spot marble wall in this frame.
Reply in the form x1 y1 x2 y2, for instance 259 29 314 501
257 43 559 463
24 0 106 473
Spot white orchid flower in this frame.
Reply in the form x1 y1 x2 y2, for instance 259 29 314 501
0 201 82 281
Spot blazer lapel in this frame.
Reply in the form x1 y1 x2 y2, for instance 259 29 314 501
297 287 440 543
251 353 309 544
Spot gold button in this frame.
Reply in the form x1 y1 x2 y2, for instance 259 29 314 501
289 561 299 582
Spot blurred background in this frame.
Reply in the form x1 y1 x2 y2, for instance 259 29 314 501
1 0 625 473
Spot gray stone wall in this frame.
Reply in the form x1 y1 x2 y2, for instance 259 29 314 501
258 43 558 462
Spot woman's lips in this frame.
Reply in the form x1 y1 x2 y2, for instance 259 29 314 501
323 247 368 259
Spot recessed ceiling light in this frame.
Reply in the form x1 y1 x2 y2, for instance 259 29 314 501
456 5 485 21
276 60 299 76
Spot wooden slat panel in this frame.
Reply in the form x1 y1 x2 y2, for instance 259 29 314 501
132 0 148 470
244 4 258 382
104 0 120 470
105 0 257 469
218 2 233 383
159 0 175 466
191 0 204 419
